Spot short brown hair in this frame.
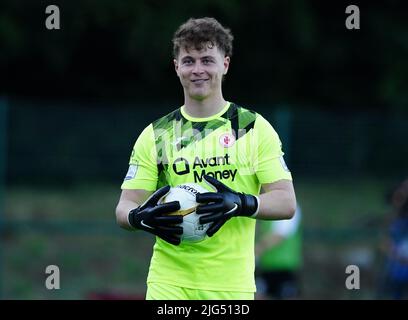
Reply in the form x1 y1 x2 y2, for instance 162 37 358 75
172 17 234 58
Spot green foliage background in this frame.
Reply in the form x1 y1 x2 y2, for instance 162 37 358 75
1 1 407 111
4 178 391 299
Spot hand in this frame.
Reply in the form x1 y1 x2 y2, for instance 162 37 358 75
128 185 183 245
196 175 259 237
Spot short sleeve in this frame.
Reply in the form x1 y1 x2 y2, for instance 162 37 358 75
121 124 158 191
253 115 292 184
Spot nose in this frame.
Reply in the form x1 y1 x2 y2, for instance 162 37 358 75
192 61 204 74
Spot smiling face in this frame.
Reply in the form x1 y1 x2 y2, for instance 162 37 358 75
174 44 230 102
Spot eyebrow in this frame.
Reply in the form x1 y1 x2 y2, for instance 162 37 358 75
181 55 215 61
201 56 215 60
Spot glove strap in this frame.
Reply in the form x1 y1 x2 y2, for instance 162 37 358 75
250 195 260 218
128 207 141 229
239 194 259 218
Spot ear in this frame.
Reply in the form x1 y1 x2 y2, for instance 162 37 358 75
174 59 179 75
223 56 230 75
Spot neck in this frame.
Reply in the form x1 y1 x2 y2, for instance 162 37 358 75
183 92 227 118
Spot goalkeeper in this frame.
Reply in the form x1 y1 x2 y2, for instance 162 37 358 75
115 17 296 300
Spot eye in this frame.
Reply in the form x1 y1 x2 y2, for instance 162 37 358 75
202 58 213 65
182 58 193 65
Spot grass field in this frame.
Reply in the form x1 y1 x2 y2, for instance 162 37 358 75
2 176 394 299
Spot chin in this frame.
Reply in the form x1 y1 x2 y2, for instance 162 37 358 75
189 91 209 101
190 94 207 102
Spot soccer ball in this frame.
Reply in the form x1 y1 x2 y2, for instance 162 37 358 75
162 183 211 243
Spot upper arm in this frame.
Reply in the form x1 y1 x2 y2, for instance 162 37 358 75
116 125 160 228
119 188 154 206
261 179 295 196
261 180 296 205
260 179 297 218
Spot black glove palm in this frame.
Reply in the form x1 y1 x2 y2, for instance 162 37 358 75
196 175 258 237
128 185 183 245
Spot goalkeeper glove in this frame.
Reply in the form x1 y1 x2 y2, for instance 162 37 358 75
196 175 259 237
128 185 183 245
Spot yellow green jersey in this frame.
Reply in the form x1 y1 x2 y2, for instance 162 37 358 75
121 102 292 292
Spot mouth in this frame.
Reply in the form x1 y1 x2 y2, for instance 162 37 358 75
191 79 209 84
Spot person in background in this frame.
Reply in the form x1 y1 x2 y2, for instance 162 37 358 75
255 204 302 299
378 178 408 299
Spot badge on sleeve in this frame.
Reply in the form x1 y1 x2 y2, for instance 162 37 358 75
124 162 138 180
279 156 290 172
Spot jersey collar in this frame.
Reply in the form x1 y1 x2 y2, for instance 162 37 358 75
180 102 230 122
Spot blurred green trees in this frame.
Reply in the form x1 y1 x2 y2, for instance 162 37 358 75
0 1 407 112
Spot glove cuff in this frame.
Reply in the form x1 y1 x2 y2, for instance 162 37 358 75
239 194 259 218
250 195 260 218
128 207 140 229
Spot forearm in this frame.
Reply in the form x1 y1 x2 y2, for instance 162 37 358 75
256 189 296 220
115 199 140 230
116 189 152 230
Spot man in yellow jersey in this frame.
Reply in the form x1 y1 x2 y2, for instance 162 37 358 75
115 17 297 300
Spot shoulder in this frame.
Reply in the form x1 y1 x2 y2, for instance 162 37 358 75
225 102 259 133
228 102 274 127
133 108 181 141
151 108 182 130
137 107 181 141
226 103 279 139
227 102 258 121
